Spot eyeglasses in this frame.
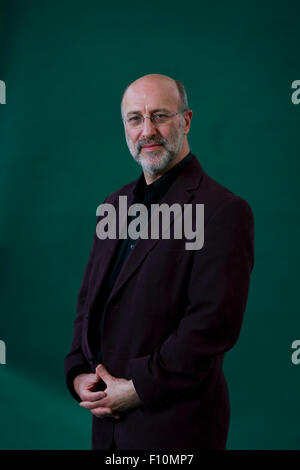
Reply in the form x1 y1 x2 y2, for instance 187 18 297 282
124 111 183 129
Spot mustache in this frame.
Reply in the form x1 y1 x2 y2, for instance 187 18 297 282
137 137 167 152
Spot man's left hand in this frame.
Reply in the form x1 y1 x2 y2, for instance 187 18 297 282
79 364 142 418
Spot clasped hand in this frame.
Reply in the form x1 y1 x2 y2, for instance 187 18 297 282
74 364 141 419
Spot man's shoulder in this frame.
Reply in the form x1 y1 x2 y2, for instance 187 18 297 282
191 157 253 223
199 169 240 204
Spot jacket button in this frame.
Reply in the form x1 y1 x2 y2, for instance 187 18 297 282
85 314 89 319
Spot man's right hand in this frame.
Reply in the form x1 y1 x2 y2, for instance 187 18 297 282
73 373 120 419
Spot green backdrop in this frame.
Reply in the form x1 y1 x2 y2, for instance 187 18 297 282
0 0 299 450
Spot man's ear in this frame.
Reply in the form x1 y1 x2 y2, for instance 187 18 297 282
183 110 193 135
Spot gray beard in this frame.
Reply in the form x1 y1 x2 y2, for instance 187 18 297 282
135 148 177 175
127 121 185 175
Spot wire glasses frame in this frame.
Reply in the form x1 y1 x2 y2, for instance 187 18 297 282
123 111 185 129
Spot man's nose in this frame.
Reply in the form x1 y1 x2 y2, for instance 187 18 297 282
140 116 157 139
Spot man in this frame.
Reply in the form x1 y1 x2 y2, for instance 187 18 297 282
64 74 254 450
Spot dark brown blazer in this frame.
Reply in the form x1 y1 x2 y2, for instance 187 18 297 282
64 154 254 450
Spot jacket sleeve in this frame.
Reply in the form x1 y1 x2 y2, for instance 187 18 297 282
129 196 254 408
64 224 99 401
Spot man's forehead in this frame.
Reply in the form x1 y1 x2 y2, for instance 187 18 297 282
123 78 179 113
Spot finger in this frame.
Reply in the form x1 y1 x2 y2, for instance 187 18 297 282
81 401 121 419
81 390 107 402
80 399 109 410
91 407 114 418
92 407 121 419
80 398 111 409
96 364 113 383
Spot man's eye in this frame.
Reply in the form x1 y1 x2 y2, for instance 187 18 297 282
154 114 168 119
128 116 141 122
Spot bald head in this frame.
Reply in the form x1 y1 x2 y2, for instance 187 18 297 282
121 74 188 119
